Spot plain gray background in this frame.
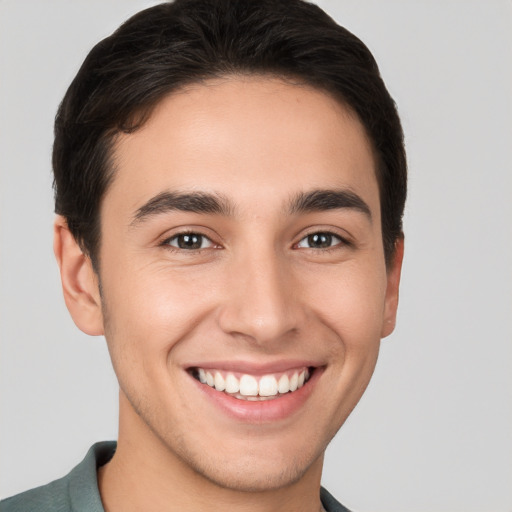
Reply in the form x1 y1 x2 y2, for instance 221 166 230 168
1 1 511 510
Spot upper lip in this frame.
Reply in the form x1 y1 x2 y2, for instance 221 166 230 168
184 359 322 375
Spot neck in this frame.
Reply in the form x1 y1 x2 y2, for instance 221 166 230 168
98 392 324 512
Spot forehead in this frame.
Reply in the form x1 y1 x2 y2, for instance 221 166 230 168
107 76 380 220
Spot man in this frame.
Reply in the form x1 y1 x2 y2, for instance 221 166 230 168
2 0 406 510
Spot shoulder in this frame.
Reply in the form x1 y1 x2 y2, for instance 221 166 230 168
1 477 70 512
1 441 116 512
321 487 353 512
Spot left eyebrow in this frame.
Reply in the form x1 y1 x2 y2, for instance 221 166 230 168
288 189 372 220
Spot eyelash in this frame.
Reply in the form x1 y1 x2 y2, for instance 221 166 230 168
294 231 349 251
161 231 218 252
161 229 350 252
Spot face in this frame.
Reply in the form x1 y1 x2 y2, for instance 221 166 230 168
65 77 402 492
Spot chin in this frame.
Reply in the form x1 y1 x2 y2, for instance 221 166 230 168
182 447 322 493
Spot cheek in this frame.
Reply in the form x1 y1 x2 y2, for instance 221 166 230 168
302 259 388 343
101 262 217 356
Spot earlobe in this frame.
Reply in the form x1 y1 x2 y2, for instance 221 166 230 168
53 216 104 336
381 236 404 338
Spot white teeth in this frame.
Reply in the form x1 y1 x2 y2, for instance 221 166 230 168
258 375 278 397
214 372 225 391
225 373 239 393
289 372 299 392
239 374 259 396
196 368 311 398
298 370 305 388
278 374 290 394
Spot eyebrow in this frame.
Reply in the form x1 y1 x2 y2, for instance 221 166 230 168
131 187 372 226
131 191 233 225
288 189 372 220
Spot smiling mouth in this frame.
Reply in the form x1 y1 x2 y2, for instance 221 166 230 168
190 367 313 401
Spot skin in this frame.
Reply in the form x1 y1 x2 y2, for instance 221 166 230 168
54 77 403 512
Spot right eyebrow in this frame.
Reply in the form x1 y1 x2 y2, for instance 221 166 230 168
130 191 234 226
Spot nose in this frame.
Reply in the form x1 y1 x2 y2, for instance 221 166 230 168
217 249 303 345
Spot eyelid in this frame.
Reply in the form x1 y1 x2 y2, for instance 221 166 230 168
159 228 222 251
293 225 353 245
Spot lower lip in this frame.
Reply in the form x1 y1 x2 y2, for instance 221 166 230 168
191 368 323 423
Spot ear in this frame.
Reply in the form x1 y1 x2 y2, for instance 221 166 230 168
381 236 404 338
53 216 104 336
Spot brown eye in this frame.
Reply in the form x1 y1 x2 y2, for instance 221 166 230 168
166 233 214 250
296 232 343 249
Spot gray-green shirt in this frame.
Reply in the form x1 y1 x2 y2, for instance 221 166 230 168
1 442 351 512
